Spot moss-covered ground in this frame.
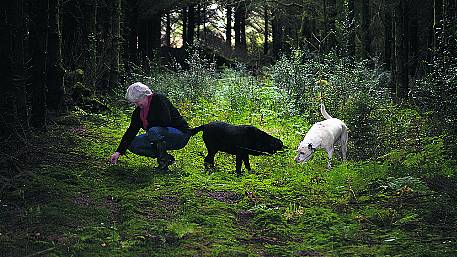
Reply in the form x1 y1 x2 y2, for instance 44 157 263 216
1 79 457 257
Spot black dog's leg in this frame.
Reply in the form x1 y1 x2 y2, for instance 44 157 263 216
235 155 243 175
242 155 252 173
204 150 217 171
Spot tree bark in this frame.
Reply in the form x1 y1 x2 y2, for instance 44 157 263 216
11 0 28 128
361 0 371 59
47 0 66 113
234 1 247 55
29 0 49 130
127 0 138 67
110 0 121 88
86 0 97 89
384 0 393 69
166 11 171 47
409 2 418 77
188 5 196 46
138 18 148 61
263 2 269 55
272 12 283 59
326 0 337 51
226 4 232 48
182 7 188 47
397 0 409 101
346 0 355 57
149 12 162 52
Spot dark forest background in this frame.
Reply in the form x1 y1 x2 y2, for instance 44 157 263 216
1 0 456 139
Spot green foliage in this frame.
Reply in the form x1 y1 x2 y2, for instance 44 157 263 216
3 52 457 257
127 48 217 105
414 54 457 158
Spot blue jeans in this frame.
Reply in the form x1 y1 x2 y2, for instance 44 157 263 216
128 127 190 157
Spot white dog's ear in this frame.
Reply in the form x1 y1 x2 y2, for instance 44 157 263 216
308 143 313 149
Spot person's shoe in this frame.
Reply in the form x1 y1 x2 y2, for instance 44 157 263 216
167 154 175 165
153 140 172 173
156 154 172 172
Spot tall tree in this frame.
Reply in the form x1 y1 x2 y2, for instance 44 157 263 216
263 2 269 55
226 4 232 48
126 0 139 68
361 0 371 59
396 0 409 101
384 0 393 69
234 0 247 55
86 0 98 89
346 0 356 57
272 11 283 58
165 11 171 47
409 2 418 77
29 0 49 130
188 4 196 45
325 0 337 51
110 0 121 88
11 0 28 128
47 0 66 113
0 0 27 138
182 7 188 47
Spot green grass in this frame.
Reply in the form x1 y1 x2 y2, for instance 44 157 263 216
1 76 457 257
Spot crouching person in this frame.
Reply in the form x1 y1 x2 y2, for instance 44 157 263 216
110 82 191 172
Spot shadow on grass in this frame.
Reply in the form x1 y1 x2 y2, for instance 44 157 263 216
105 164 187 190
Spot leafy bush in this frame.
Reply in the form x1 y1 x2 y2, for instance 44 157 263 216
413 55 457 158
126 48 217 105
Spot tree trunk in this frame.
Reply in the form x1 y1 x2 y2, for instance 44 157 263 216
188 5 196 46
346 0 355 57
240 3 246 53
166 11 171 47
226 4 232 48
409 3 418 78
47 0 66 113
11 0 28 128
234 3 240 50
127 0 138 67
29 0 49 130
272 12 283 59
234 1 247 55
182 7 188 47
361 0 371 59
263 2 269 55
384 0 393 69
86 0 97 89
201 4 207 40
138 18 148 61
110 0 121 88
397 0 409 101
1 0 24 138
149 13 162 52
433 0 443 53
326 0 337 51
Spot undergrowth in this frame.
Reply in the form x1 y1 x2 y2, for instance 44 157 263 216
1 53 456 256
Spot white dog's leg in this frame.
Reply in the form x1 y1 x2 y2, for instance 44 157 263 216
326 148 334 169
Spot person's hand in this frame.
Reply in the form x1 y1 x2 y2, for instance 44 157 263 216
110 152 121 164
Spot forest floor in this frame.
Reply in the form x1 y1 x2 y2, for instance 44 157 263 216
1 96 457 256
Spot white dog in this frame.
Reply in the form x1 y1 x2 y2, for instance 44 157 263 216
295 104 348 168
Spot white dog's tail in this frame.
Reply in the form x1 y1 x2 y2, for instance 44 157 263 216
320 103 332 120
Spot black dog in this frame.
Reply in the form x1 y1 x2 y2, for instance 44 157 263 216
190 121 283 175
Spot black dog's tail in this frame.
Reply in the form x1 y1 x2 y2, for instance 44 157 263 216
189 124 206 136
